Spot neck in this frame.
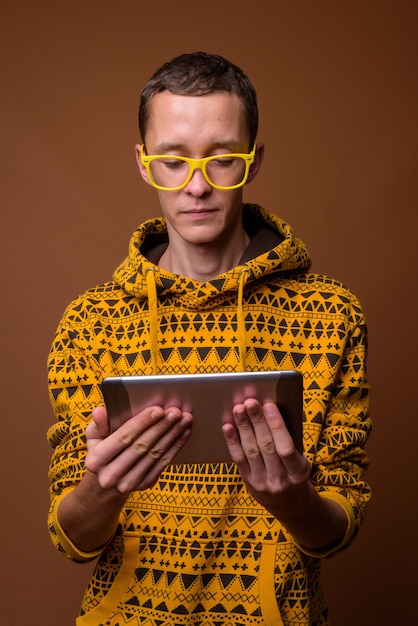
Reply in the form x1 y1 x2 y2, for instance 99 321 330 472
159 232 250 282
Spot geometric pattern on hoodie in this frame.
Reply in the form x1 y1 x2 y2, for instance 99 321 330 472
47 204 371 626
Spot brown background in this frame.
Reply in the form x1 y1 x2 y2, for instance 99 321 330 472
1 1 417 624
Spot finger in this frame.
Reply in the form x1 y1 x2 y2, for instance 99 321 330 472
92 405 111 437
262 402 304 473
233 401 275 463
97 410 193 490
126 409 189 462
222 421 249 466
85 419 101 442
115 414 193 492
119 422 193 492
86 406 166 472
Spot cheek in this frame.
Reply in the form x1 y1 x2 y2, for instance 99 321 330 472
155 191 178 218
224 191 245 216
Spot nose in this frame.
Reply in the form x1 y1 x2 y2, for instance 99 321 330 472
184 167 212 195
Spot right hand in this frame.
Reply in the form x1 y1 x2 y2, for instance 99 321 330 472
85 405 193 493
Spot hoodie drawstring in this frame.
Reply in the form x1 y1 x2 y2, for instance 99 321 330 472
237 268 250 371
145 266 251 374
145 267 158 374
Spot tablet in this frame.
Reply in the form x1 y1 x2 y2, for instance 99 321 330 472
102 370 303 464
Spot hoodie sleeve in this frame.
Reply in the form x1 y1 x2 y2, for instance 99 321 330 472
303 293 372 556
46 297 106 562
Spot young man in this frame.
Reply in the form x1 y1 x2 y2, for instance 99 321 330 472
47 52 372 625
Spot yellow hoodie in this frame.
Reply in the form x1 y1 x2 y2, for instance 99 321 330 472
47 204 371 625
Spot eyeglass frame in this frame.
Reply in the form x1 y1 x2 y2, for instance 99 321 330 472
140 143 256 191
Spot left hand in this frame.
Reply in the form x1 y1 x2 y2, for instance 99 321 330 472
222 400 311 516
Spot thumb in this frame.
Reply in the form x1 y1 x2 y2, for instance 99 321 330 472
91 405 110 438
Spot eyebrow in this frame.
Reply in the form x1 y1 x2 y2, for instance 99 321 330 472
151 140 245 155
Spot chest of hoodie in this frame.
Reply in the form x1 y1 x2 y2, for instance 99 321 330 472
91 272 351 384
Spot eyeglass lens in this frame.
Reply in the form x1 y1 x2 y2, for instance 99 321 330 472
149 156 248 189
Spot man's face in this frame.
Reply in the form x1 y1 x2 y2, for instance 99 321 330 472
136 91 262 249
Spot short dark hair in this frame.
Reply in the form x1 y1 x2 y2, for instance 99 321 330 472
138 52 258 147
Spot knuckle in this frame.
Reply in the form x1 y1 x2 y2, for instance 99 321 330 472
120 430 134 445
133 440 148 455
237 419 253 431
85 447 103 472
245 446 261 459
224 432 240 445
249 411 264 424
116 480 133 494
226 448 246 465
156 418 172 434
98 473 117 491
280 446 296 462
260 440 276 454
149 447 163 459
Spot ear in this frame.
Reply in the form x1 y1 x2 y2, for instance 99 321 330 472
135 143 151 185
246 141 264 184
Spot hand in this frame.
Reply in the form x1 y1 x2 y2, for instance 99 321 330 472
222 400 311 516
85 405 193 493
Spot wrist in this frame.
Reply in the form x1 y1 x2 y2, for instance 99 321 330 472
57 472 128 554
265 482 348 552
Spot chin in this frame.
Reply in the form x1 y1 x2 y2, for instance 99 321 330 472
180 225 223 245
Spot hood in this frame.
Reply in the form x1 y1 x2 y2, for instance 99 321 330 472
113 204 311 307
113 205 311 373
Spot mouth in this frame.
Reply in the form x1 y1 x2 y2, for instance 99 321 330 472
182 207 218 215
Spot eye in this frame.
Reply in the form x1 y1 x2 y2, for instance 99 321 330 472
213 157 235 167
160 158 187 169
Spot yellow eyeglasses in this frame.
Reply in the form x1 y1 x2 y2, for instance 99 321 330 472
140 144 256 191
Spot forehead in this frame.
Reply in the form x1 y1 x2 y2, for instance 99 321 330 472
145 91 248 151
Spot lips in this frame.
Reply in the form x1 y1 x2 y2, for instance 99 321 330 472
182 208 217 215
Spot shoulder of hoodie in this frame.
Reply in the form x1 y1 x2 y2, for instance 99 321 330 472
263 267 365 311
58 271 365 328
